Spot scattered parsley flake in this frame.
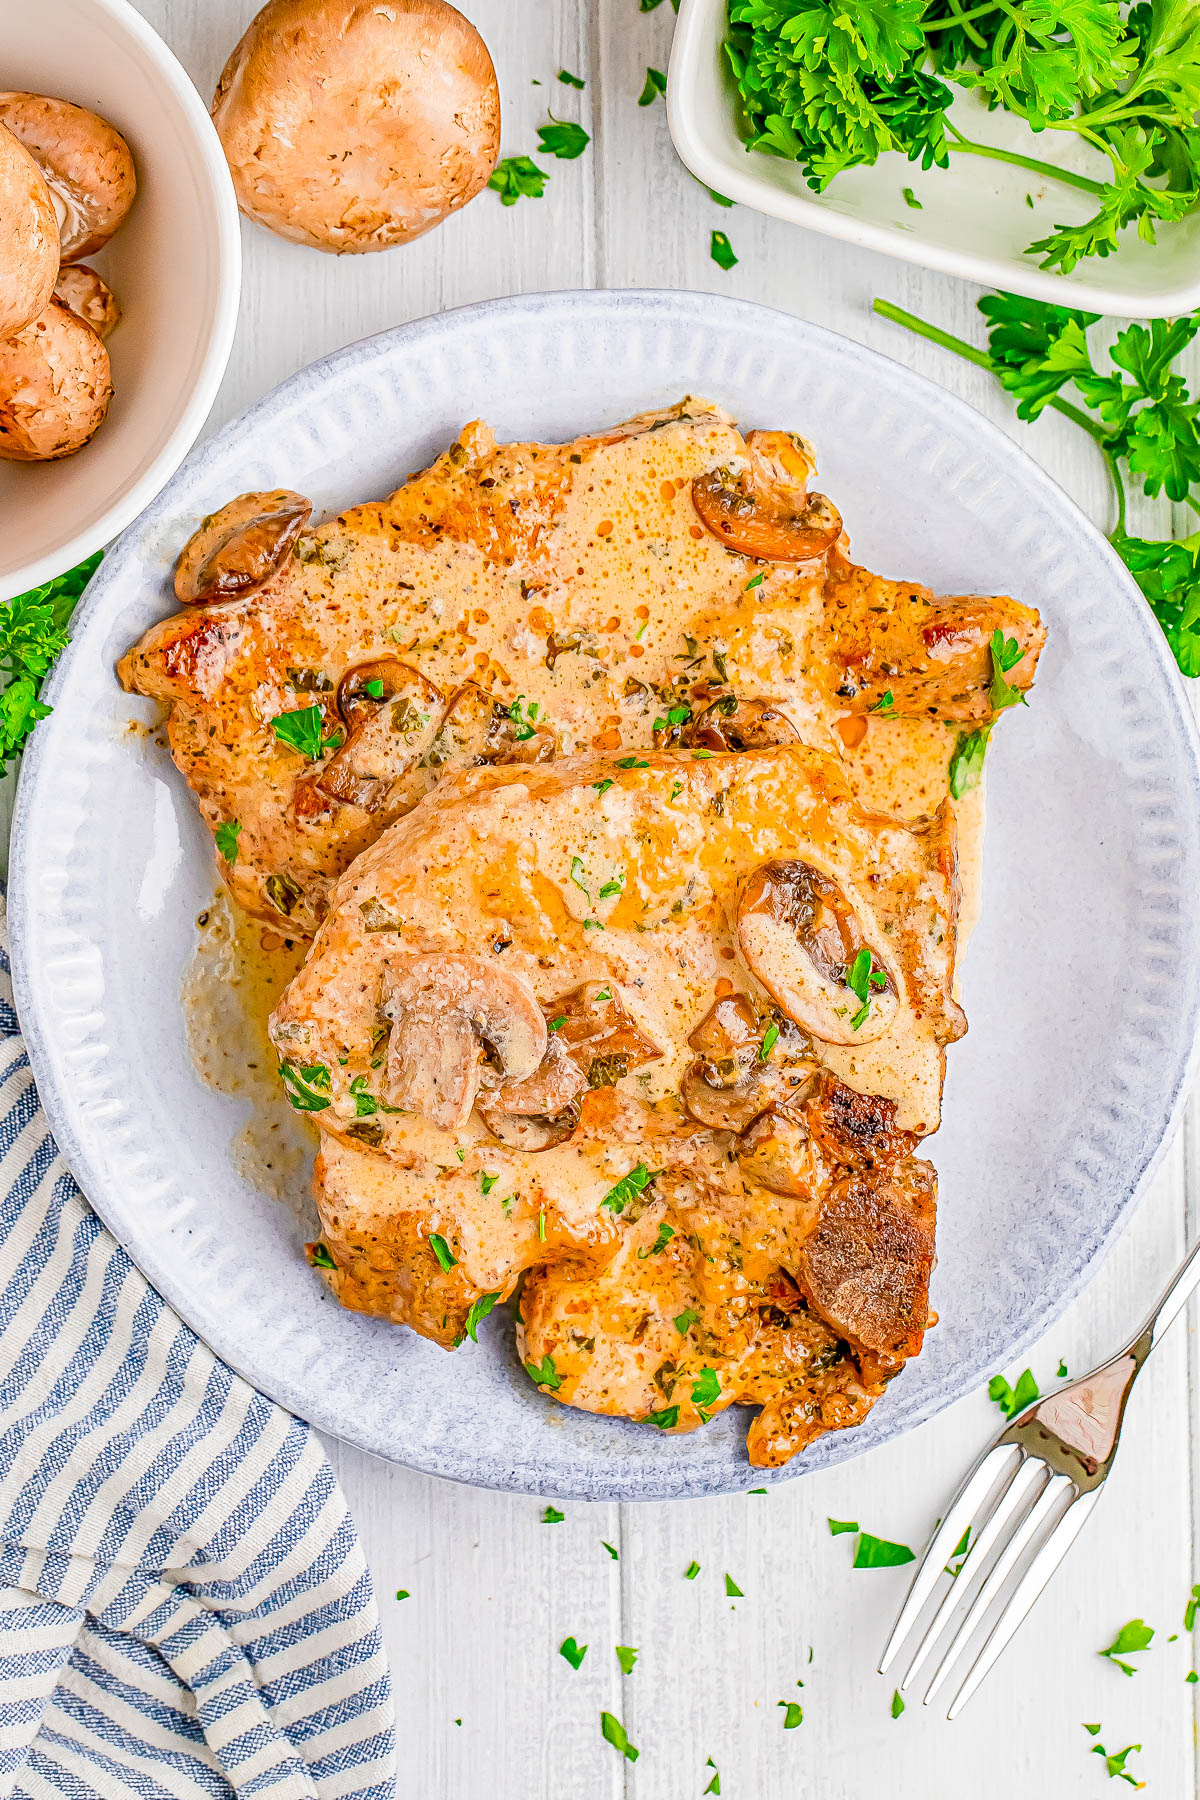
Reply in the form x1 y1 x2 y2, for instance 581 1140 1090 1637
538 117 590 160
462 1290 501 1342
480 1172 499 1195
725 1574 743 1597
524 1354 561 1391
845 946 887 1031
363 677 385 699
903 187 922 210
428 1233 457 1271
603 1541 619 1560
686 1560 701 1579
592 778 615 795
989 628 1028 712
639 66 667 105
488 155 548 205
616 755 649 769
601 1163 659 1213
598 871 626 899
1058 1360 1069 1377
600 1713 638 1763
638 1221 676 1259
648 1404 679 1429
703 1758 721 1795
1100 1619 1154 1676
215 819 241 862
744 571 764 590
779 1700 802 1728
691 1367 721 1411
560 1636 587 1668
1186 1584 1200 1631
395 1588 409 1601
827 1518 859 1536
891 1688 906 1718
558 68 585 88
271 704 341 760
675 1308 700 1335
988 1368 1039 1419
1090 1738 1144 1786
615 1645 638 1674
279 1060 332 1112
542 1504 565 1523
710 229 737 271
670 780 684 800
853 1532 915 1569
759 1022 779 1061
569 855 592 901
306 1242 336 1270
870 690 896 716
949 725 991 798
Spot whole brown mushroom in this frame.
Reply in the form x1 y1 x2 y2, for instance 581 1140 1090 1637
0 296 111 461
0 93 136 263
211 0 501 254
0 123 59 339
54 264 121 340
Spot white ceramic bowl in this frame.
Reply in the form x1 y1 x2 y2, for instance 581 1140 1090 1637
0 0 241 602
11 290 1200 1500
668 0 1200 318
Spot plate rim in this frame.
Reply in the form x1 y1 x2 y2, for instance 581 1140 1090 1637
11 285 1200 1498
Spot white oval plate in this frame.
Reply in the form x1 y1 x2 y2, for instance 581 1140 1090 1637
10 290 1200 1500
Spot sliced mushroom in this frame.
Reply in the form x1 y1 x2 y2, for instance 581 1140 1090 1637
795 1164 937 1369
0 122 58 338
429 681 556 769
737 860 899 1047
174 491 314 604
736 1106 825 1198
548 981 662 1089
478 1035 583 1151
692 429 842 563
683 695 800 752
382 953 547 1131
0 93 136 262
679 994 815 1131
54 264 120 339
295 661 446 816
0 297 111 461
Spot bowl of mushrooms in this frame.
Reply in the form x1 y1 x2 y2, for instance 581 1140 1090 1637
0 0 241 603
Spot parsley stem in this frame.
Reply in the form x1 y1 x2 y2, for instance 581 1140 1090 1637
943 124 1106 197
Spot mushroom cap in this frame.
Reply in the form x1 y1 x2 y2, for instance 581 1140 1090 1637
174 490 314 604
383 953 547 1131
54 263 121 340
0 296 111 462
0 122 59 338
211 0 501 254
0 92 136 263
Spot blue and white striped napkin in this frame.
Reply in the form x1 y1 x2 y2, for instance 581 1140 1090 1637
0 914 396 1800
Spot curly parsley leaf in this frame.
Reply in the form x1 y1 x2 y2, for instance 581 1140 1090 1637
0 551 100 767
279 1060 332 1112
988 1367 1040 1418
215 819 242 863
271 704 342 759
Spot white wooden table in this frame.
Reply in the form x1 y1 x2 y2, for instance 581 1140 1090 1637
124 6 1200 1793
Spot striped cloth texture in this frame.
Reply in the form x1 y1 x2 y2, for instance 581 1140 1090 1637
0 914 396 1800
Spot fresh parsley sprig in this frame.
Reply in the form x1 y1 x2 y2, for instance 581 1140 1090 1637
876 289 1200 679
0 551 100 769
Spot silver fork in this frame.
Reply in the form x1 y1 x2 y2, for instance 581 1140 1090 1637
879 1238 1200 1718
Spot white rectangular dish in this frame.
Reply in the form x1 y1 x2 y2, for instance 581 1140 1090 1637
667 0 1200 318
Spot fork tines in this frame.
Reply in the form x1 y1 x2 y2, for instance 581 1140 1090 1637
878 1440 1099 1718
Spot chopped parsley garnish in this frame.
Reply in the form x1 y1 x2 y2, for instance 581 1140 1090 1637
945 1527 972 1576
1100 1619 1154 1675
691 748 714 758
363 677 385 699
779 1700 802 1728
279 1059 332 1111
594 986 612 1001
691 1367 721 1414
538 117 590 159
215 819 241 862
601 1163 659 1212
670 780 683 800
827 1518 859 1536
583 919 605 931
548 1014 566 1033
488 155 548 205
349 1074 378 1116
602 1541 619 1560
462 1290 501 1342
988 1368 1039 1419
1088 1735 1144 1786
542 1504 565 1523
428 1233 457 1271
653 704 692 732
674 1308 699 1335
560 1636 587 1668
480 1172 500 1195
306 1242 336 1270
891 1688 906 1718
949 725 991 798
725 1574 743 1597
615 1645 638 1674
600 1713 638 1763
1058 1360 1069 1378
638 66 667 106
902 187 922 211
638 1221 676 1259
853 1533 915 1570
598 871 626 899
569 856 592 902
744 571 764 590
989 629 1028 713
758 1022 779 1061
845 947 888 1031
0 550 100 770
1186 1584 1200 1631
395 1589 409 1600
592 778 615 796
270 704 342 759
686 1560 701 1580
558 68 585 88
648 1404 679 1429
704 1758 720 1795
616 755 649 769
870 689 896 716
710 229 737 271
525 1353 561 1391
507 694 540 739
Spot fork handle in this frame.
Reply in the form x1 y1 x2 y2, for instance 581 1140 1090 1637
1130 1235 1200 1359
